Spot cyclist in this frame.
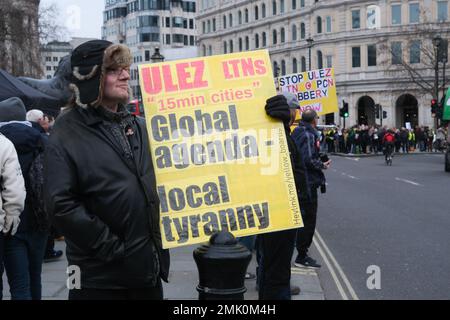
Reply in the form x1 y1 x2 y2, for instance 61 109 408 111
383 129 396 164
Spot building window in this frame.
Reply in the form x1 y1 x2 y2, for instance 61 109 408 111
223 15 226 29
47 75 52 79
172 17 184 28
239 38 243 51
280 0 285 14
292 24 297 41
207 20 211 33
190 19 195 29
262 32 267 46
255 34 260 48
255 6 259 20
281 60 286 75
53 57 58 62
438 1 448 21
45 56 51 62
273 30 277 44
229 40 233 53
326 16 332 32
202 45 206 56
410 40 421 63
293 58 298 73
326 55 332 68
352 46 361 68
190 36 194 46
245 8 249 23
46 66 51 71
166 17 170 27
352 9 360 29
212 19 215 31
238 11 242 24
300 0 305 7
392 42 403 64
391 4 401 25
317 50 323 69
209 45 212 55
262 3 266 18
292 0 297 10
409 3 420 23
224 41 227 54
281 27 285 43
245 36 249 50
368 44 377 66
272 1 277 15
300 23 305 39
229 13 233 27
301 56 306 71
166 34 171 44
317 16 322 33
145 50 150 61
273 61 279 77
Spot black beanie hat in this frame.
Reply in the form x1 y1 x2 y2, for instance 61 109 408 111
0 97 27 122
70 40 132 108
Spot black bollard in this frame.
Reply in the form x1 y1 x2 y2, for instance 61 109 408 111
193 231 252 300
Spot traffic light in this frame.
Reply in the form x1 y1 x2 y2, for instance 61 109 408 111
431 98 438 115
374 104 380 119
382 110 387 119
340 101 349 118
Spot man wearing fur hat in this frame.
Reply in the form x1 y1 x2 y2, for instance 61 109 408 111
44 40 169 300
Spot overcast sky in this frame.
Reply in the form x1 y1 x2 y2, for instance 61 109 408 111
40 0 104 39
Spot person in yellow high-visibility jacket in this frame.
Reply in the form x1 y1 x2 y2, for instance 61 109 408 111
408 130 416 151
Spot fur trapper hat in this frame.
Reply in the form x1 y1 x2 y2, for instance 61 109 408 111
70 40 132 108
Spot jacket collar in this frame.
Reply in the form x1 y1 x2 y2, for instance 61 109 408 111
75 104 131 126
75 105 103 126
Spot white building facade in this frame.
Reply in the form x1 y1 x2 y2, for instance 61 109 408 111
102 0 198 99
40 38 96 79
197 0 450 128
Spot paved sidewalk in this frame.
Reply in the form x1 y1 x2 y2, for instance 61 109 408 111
2 241 324 300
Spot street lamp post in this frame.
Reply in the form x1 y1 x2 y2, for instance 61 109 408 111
150 47 165 63
433 35 442 129
306 37 314 71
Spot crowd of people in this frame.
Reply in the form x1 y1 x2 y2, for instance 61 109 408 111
318 124 448 154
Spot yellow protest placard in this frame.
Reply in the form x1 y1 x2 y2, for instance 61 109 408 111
138 50 302 249
278 68 338 118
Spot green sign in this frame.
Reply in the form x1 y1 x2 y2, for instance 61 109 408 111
444 87 450 120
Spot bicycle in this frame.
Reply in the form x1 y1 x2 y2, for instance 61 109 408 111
384 144 394 166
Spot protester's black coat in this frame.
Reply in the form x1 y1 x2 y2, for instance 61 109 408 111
0 123 44 232
291 121 326 202
44 106 169 289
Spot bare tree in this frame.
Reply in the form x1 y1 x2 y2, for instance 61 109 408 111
39 2 68 44
377 9 450 100
0 0 67 78
0 0 41 77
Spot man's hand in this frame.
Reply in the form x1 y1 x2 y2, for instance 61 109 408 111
323 160 332 169
265 95 290 123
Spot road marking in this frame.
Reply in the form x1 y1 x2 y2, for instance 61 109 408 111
345 157 360 161
291 267 318 276
313 236 349 300
341 172 359 180
315 231 360 300
395 177 421 186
